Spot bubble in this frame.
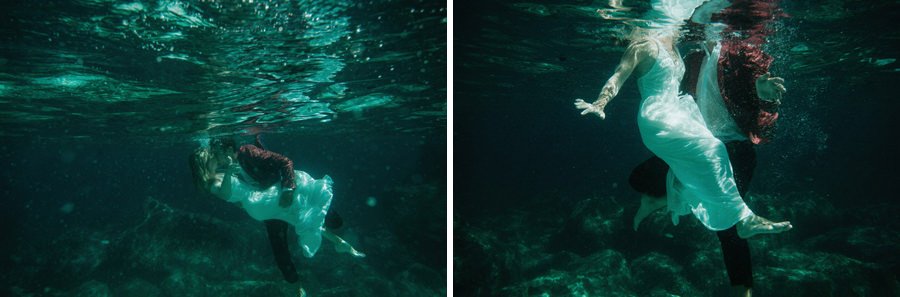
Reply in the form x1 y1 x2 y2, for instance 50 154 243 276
60 150 76 163
60 202 75 214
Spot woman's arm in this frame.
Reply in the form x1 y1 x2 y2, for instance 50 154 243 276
219 164 237 201
575 41 652 119
209 164 237 201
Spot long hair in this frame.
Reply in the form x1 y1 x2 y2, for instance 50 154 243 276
189 148 214 193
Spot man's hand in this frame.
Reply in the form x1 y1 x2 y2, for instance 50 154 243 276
279 189 294 208
756 73 786 103
575 98 607 119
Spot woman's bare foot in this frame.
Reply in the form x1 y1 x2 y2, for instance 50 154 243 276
733 285 752 297
633 194 667 231
335 243 366 258
324 230 366 258
736 214 792 239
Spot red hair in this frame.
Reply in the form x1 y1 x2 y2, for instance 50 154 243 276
713 0 786 144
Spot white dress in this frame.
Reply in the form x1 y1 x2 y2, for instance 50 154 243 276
696 41 747 142
636 38 753 231
219 168 334 258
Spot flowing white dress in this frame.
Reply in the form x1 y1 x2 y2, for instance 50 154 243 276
218 168 333 257
636 38 753 231
696 41 747 142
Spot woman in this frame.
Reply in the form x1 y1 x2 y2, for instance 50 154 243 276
574 26 791 238
189 148 365 260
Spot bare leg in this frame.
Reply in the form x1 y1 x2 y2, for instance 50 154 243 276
633 194 667 231
736 214 792 239
323 230 366 258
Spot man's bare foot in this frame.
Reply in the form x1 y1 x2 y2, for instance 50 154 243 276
737 214 792 239
633 194 667 231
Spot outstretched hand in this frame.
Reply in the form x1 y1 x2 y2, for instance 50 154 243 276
756 73 786 103
574 98 607 119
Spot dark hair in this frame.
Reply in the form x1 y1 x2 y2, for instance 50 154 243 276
210 137 237 153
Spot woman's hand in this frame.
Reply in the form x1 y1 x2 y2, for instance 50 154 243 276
574 97 608 119
756 73 786 103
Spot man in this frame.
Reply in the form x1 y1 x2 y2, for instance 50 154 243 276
629 1 786 296
210 136 301 283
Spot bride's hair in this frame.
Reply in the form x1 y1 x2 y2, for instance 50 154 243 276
189 148 215 192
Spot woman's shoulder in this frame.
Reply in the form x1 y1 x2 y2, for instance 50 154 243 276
625 40 656 59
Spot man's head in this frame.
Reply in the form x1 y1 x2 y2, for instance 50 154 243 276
210 137 238 163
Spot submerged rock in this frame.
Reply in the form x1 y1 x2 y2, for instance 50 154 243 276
755 248 898 296
546 197 629 256
161 271 208 297
114 278 162 297
72 280 110 297
454 218 514 297
631 252 699 295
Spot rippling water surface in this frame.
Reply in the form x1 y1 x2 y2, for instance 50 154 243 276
1 0 446 138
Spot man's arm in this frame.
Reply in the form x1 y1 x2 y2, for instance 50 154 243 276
240 145 296 190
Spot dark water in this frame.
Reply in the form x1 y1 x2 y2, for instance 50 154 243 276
1 0 446 296
456 0 899 296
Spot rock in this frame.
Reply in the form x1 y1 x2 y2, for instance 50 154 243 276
396 263 446 296
161 271 208 297
685 248 730 293
546 197 629 256
755 248 898 296
107 198 266 281
454 218 514 297
503 250 635 296
72 280 110 297
115 278 162 297
631 252 698 295
207 280 289 297
802 226 900 265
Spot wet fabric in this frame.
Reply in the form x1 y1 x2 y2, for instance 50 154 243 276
636 37 752 230
630 140 757 287
222 168 333 257
698 41 748 142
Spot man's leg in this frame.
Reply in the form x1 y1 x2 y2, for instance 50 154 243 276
717 141 757 293
265 219 299 283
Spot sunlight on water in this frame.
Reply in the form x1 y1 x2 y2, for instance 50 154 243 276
335 93 394 113
33 73 106 88
0 0 445 139
113 2 146 13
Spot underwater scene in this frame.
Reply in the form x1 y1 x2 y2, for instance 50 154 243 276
455 0 899 296
1 0 446 296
